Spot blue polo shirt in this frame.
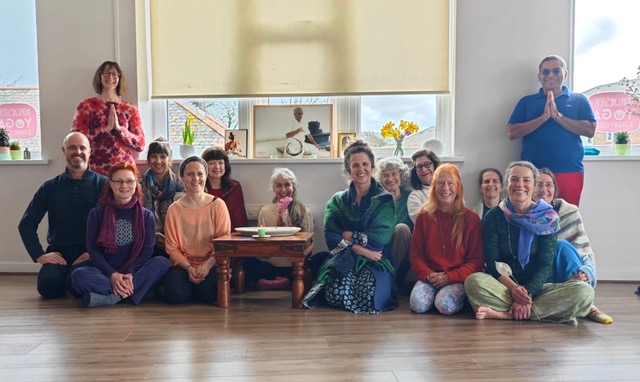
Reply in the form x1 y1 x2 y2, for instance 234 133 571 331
508 86 596 173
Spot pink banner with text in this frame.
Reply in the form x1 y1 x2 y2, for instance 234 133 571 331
0 103 39 139
588 92 640 133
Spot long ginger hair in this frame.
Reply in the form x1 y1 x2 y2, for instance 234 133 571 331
420 164 465 251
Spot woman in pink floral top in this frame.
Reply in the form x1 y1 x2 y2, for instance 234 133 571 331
72 61 145 175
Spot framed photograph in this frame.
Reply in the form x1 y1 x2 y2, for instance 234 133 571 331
337 132 357 157
224 129 247 158
253 104 333 158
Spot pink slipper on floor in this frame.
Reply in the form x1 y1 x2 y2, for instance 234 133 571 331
257 276 291 291
588 307 613 324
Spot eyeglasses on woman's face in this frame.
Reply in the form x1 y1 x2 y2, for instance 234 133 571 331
415 162 433 172
101 71 121 79
536 182 555 190
110 179 137 186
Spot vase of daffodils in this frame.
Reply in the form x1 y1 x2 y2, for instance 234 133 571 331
179 114 197 158
381 120 420 157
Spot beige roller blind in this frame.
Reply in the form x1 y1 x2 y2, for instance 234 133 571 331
149 0 450 98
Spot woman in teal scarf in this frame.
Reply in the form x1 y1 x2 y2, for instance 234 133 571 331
140 140 185 258
465 161 594 325
302 140 398 314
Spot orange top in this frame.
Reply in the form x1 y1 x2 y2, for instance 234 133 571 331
164 198 231 267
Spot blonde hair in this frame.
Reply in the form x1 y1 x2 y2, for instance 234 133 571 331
420 164 465 251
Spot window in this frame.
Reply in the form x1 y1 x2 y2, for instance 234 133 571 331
574 0 640 155
0 0 41 158
154 94 449 159
361 94 439 156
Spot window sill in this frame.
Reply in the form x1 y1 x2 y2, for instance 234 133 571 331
0 159 50 165
135 155 465 166
583 145 640 160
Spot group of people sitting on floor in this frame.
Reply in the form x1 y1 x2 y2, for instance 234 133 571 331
15 57 612 322
18 129 611 325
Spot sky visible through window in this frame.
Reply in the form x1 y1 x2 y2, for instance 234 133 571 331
574 0 640 93
0 0 38 86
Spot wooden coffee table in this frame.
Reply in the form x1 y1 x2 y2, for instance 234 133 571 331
212 232 314 308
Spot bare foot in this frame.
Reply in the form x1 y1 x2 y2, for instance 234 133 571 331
476 306 513 320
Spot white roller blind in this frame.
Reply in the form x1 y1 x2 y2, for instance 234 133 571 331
149 0 450 98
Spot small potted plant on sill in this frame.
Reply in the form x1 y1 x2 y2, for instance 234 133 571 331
613 132 630 156
9 141 22 160
179 113 197 159
0 128 11 160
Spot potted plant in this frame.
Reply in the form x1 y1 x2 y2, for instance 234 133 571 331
613 132 630 156
9 141 22 160
0 128 10 160
179 114 197 158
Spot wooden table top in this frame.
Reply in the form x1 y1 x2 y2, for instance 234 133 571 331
213 232 314 257
214 232 314 243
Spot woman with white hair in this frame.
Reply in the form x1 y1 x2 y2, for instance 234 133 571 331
377 156 414 291
245 168 314 290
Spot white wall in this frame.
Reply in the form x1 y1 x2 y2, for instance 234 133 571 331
0 0 637 281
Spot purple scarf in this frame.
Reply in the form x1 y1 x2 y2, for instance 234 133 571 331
96 195 146 273
499 198 559 269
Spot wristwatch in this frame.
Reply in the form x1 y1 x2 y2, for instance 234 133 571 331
556 112 564 120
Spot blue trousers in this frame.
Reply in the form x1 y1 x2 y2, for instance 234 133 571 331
71 257 169 305
553 239 596 287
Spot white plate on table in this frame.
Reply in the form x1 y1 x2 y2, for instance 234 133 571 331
235 226 301 237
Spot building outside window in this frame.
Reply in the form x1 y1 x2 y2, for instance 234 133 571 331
574 0 640 154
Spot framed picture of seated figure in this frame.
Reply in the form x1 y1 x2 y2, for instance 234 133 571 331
253 104 334 158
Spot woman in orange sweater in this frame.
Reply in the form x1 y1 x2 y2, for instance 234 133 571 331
409 164 484 315
162 156 231 304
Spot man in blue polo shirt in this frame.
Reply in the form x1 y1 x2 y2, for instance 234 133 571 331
19 132 107 298
507 55 596 206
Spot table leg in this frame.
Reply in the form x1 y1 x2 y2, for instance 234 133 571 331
232 258 245 294
291 257 305 308
216 256 231 308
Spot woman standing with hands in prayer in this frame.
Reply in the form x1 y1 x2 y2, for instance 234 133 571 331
72 61 145 175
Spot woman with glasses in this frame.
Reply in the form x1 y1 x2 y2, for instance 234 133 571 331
407 149 442 223
409 164 484 315
473 168 503 219
536 168 612 324
162 156 231 304
303 140 398 314
140 139 185 258
465 161 594 325
201 147 248 230
72 61 146 176
71 162 169 308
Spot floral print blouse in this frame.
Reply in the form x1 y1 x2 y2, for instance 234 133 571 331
72 97 145 175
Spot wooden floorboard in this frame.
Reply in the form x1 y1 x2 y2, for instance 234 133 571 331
0 274 639 381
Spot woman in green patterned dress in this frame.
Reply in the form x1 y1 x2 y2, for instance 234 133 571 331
302 140 398 314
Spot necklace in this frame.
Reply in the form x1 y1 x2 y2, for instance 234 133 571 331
507 223 516 260
436 212 447 254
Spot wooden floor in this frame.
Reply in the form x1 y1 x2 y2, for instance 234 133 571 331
0 275 639 381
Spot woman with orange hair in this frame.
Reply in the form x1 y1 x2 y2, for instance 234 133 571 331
409 164 484 315
71 162 169 308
